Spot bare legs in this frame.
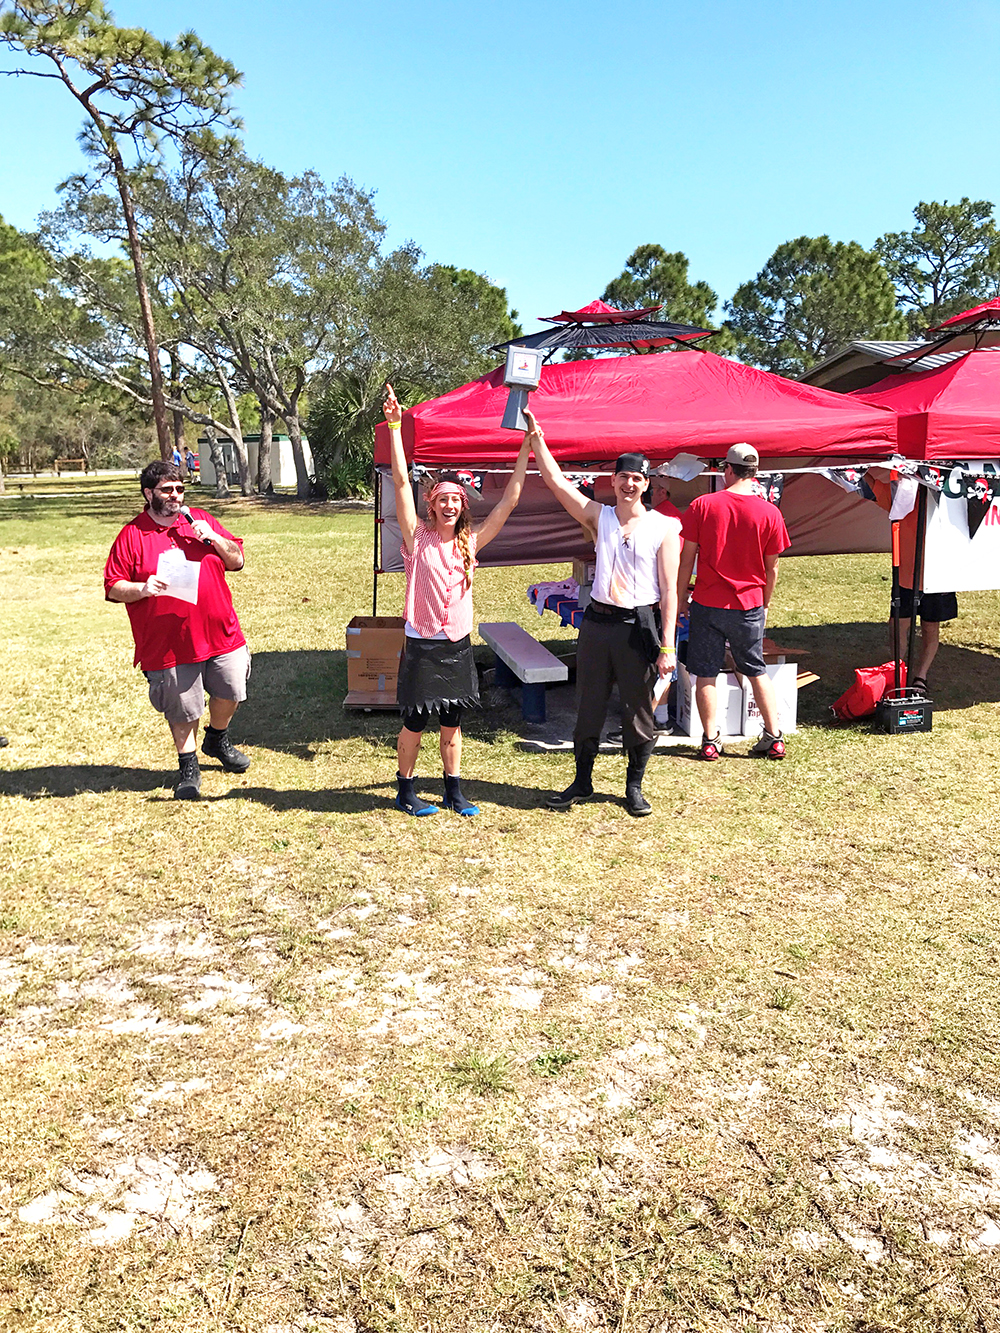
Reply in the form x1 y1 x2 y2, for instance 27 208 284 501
696 672 780 739
168 697 239 754
893 616 941 684
439 724 461 776
397 726 423 779
397 724 462 779
396 723 474 815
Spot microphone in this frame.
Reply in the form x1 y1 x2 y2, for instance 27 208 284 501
180 505 213 545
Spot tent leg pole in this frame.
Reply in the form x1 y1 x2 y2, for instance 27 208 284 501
890 517 901 695
373 469 380 617
906 486 928 687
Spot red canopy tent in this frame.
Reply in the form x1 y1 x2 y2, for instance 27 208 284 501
853 348 1000 459
370 351 899 586
927 298 1000 332
374 350 897 470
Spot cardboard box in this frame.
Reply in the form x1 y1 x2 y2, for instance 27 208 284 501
345 616 403 694
740 661 799 736
572 559 596 586
675 662 744 737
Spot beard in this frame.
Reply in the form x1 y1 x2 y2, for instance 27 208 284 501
149 494 181 519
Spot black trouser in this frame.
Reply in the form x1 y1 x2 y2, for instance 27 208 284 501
574 612 656 751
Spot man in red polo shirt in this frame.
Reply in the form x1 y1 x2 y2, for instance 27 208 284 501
677 444 790 760
104 461 251 799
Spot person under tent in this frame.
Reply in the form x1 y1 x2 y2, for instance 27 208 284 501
866 469 958 695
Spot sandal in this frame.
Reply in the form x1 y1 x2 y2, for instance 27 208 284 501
910 676 929 695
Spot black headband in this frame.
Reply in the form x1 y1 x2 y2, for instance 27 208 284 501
615 453 650 479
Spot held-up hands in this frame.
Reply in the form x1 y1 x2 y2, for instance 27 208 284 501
383 382 402 427
523 408 542 449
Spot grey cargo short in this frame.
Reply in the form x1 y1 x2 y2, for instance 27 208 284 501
144 645 251 724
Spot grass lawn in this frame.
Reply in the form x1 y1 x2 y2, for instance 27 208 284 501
2 477 1000 1333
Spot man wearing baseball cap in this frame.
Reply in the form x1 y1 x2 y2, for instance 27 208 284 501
677 443 790 760
527 413 679 816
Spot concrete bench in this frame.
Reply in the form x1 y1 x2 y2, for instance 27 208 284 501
478 621 568 723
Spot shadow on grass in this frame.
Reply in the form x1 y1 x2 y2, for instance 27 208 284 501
0 765 552 812
0 765 170 799
0 494 141 526
238 649 523 757
214 775 553 814
772 621 1000 722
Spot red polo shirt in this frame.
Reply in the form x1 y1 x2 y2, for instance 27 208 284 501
104 508 246 670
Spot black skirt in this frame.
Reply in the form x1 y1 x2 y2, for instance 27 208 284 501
396 634 480 715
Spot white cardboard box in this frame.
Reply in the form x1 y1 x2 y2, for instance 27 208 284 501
675 663 745 738
675 660 799 738
741 661 799 736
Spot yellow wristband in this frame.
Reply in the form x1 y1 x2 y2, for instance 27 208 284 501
388 422 401 432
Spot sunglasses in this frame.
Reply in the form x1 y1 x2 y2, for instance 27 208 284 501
154 484 185 494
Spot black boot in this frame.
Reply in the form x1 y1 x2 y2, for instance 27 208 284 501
546 738 598 810
395 772 438 817
624 740 655 817
174 751 202 801
443 773 479 816
202 725 251 773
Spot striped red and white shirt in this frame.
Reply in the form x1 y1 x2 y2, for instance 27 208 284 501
402 524 478 640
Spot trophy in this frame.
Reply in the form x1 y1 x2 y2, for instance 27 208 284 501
500 344 544 431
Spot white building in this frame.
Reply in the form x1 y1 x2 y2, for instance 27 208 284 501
197 433 314 490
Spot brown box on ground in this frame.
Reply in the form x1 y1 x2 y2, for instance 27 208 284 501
346 616 404 694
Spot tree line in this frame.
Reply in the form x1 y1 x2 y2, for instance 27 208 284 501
0 1 518 496
2 4 999 498
595 201 1000 377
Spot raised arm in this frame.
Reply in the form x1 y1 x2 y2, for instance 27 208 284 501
525 410 601 533
384 383 417 554
475 434 531 551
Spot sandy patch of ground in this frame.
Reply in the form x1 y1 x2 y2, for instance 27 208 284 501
17 1153 221 1246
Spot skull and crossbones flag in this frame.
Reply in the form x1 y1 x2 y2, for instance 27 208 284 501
822 466 876 501
916 464 947 491
564 472 598 498
453 470 483 494
751 472 784 506
962 474 998 538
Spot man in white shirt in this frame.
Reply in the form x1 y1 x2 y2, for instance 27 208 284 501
528 412 679 816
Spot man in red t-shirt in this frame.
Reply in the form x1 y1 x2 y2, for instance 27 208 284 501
104 461 251 799
677 443 790 760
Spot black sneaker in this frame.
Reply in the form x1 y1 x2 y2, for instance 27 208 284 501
202 728 251 773
174 754 202 800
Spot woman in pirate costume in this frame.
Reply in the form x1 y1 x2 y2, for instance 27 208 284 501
384 384 531 816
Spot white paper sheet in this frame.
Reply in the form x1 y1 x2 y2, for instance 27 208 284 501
653 672 672 703
155 547 200 604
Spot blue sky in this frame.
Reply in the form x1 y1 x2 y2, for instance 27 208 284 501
2 0 999 335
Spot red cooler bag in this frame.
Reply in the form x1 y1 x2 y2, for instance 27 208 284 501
832 661 907 722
